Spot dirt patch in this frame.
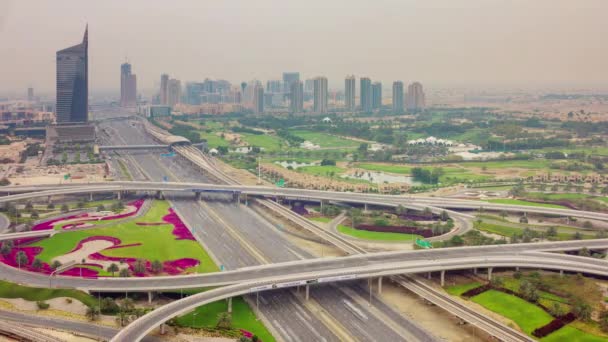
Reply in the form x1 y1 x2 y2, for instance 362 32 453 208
2 297 88 315
53 240 127 270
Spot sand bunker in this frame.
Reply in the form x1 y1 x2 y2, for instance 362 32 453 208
53 240 117 269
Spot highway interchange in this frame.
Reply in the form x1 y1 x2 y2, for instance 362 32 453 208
1 112 607 342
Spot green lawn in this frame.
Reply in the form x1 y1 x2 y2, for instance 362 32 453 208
485 198 568 209
200 132 230 148
471 290 553 335
240 134 284 152
176 296 275 342
309 217 331 223
353 163 491 184
0 280 96 307
337 225 421 241
29 201 218 274
445 282 482 296
542 326 608 342
290 130 359 149
298 165 346 176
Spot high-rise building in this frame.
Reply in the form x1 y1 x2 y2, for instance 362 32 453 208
27 87 34 102
372 82 382 110
56 26 88 123
160 74 169 105
344 75 356 111
392 81 404 113
282 72 300 93
360 77 372 113
406 82 426 112
253 84 264 113
289 80 304 113
120 62 137 107
266 80 282 94
167 79 181 107
313 76 328 113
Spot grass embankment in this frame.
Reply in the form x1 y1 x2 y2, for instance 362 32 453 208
474 219 596 240
176 297 275 342
471 290 554 335
29 201 218 274
337 224 421 242
309 217 332 223
485 198 568 209
445 282 482 296
0 280 96 307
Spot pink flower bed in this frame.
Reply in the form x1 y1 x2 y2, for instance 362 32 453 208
135 222 165 226
0 243 53 274
240 330 261 341
163 208 196 241
32 213 88 231
100 199 145 221
163 258 200 275
59 267 99 278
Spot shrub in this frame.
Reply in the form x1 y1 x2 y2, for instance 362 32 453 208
36 301 50 310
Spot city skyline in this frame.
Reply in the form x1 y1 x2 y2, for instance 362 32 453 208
2 0 608 95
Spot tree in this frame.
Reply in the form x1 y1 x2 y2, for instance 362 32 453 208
519 215 528 224
100 297 119 315
500 210 508 220
0 243 12 256
119 268 131 277
573 231 583 240
133 259 147 274
77 201 86 209
46 202 55 210
15 251 28 268
216 312 232 329
599 310 608 333
572 300 592 321
440 210 449 221
583 221 593 229
546 226 558 238
422 207 433 219
25 201 33 211
115 311 129 327
61 204 69 213
32 258 43 270
120 298 135 313
51 260 62 270
549 302 566 317
107 263 119 277
151 260 163 274
86 306 100 321
519 280 539 302
97 204 106 212
30 210 39 219
579 247 591 257
490 276 504 288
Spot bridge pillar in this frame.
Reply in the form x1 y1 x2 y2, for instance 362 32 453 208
194 192 201 201
305 285 310 301
427 272 432 280
473 268 478 275
227 297 232 313
320 200 326 212
515 266 520 272
378 277 383 294
364 203 369 212
256 292 259 308
487 267 493 281
47 195 52 203
244 194 248 206
440 270 445 287
232 192 239 203
148 291 153 304
160 324 166 335
89 193 93 201
116 191 121 200
560 270 564 277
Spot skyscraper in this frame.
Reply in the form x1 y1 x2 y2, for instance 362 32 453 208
360 77 372 113
253 84 264 114
27 87 34 102
392 81 404 113
56 26 88 123
282 72 300 93
345 76 356 111
372 82 382 110
120 62 137 107
289 80 304 113
406 82 426 112
313 77 328 113
167 79 181 107
160 74 169 105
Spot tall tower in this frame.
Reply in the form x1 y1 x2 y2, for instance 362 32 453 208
120 62 137 107
167 79 181 107
253 84 264 113
371 82 382 110
56 25 88 123
344 75 356 111
392 81 404 113
290 80 304 113
313 77 328 113
406 82 426 112
282 72 300 93
160 74 169 105
360 77 372 113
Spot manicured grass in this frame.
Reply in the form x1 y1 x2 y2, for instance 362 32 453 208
354 163 414 174
471 290 553 335
240 134 284 152
176 296 275 342
464 159 552 170
525 192 591 201
289 130 359 149
29 201 219 274
298 165 346 176
485 198 568 209
445 282 482 296
475 222 522 237
0 280 96 307
200 132 230 148
337 225 421 241
542 326 608 342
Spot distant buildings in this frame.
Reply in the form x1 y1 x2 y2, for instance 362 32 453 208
344 75 356 111
313 77 328 113
56 26 88 123
160 74 169 105
406 82 426 112
289 80 304 113
282 72 300 93
392 81 404 113
266 80 282 94
372 82 382 110
167 79 181 107
253 84 264 113
360 77 372 113
120 62 137 107
27 87 34 102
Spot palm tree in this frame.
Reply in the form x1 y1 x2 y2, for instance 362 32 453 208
32 258 43 270
115 311 129 327
15 251 28 268
107 263 119 277
119 268 131 277
51 260 62 270
216 312 232 329
151 260 163 274
86 306 100 321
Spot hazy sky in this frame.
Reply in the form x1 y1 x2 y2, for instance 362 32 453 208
1 0 607 95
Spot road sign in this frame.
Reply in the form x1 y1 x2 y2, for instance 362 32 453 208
220 265 225 271
415 238 433 249
276 179 285 187
162 176 169 182
160 152 175 157
63 174 71 180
